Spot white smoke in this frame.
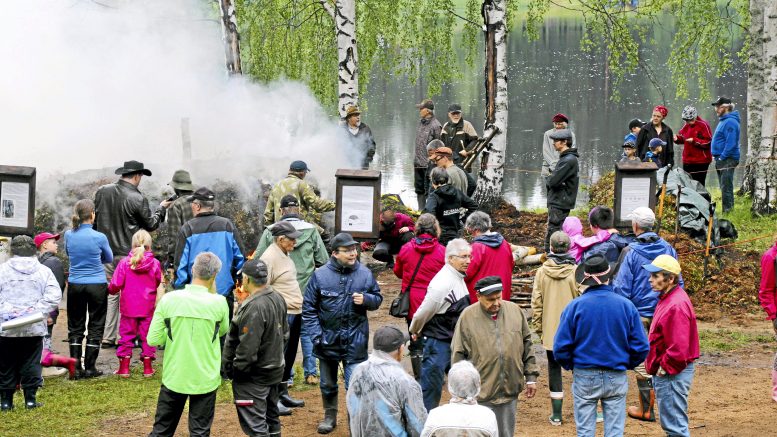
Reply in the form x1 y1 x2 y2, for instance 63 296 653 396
0 0 351 196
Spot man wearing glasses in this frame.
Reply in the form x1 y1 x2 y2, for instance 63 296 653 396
302 232 383 434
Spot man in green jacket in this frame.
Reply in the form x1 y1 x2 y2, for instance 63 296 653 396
263 161 335 226
147 252 230 437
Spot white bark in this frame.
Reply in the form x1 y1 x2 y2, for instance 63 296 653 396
752 0 777 213
217 0 242 75
474 0 508 209
322 0 359 118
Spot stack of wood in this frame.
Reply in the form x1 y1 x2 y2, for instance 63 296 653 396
510 276 535 308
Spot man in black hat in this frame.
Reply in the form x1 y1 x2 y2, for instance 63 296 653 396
414 99 442 209
94 160 173 348
263 160 335 226
174 187 246 322
544 129 579 252
165 169 196 270
341 105 377 169
441 103 479 166
302 232 383 434
222 258 289 437
553 255 649 437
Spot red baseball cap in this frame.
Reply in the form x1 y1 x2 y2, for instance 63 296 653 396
34 232 60 248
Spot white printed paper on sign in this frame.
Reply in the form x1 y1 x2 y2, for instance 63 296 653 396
340 185 374 233
619 177 651 219
0 182 29 228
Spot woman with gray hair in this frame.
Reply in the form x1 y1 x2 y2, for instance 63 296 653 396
421 361 498 437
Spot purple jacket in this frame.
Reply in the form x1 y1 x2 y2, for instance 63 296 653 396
108 251 162 318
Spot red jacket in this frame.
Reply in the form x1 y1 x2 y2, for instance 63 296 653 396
645 285 700 375
380 213 415 241
674 116 713 165
464 232 514 302
393 234 446 320
759 243 777 320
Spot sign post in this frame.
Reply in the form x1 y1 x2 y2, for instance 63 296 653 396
0 165 36 237
334 169 381 239
613 161 657 230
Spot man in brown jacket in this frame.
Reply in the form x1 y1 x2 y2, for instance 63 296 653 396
452 276 539 437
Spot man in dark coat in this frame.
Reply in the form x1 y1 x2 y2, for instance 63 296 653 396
440 103 479 166
302 232 383 434
165 169 195 269
423 168 479 246
545 129 579 252
414 99 442 209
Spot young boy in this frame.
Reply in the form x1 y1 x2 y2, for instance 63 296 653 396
625 118 644 143
644 138 665 168
620 141 640 162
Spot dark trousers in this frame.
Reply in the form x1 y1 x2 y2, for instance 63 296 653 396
67 282 108 346
220 291 235 350
232 381 281 437
148 385 217 437
319 359 358 397
0 336 43 390
545 207 570 252
406 319 424 359
683 162 709 187
373 232 414 264
414 167 427 196
283 314 302 382
547 350 563 393
715 158 738 212
420 337 451 411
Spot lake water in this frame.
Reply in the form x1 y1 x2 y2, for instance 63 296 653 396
363 17 747 209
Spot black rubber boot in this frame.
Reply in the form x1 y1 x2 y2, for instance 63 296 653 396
317 393 338 434
23 388 42 409
1 389 14 411
69 343 84 379
82 345 103 378
410 355 423 381
279 383 305 408
277 400 292 416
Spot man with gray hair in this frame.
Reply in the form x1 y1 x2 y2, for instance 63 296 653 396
612 206 681 422
409 238 472 411
147 252 230 437
223 258 289 437
414 99 443 209
464 211 514 303
421 361 498 437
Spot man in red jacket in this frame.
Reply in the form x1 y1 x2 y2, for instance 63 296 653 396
643 255 699 437
464 211 514 303
758 240 777 402
372 206 415 269
674 105 713 187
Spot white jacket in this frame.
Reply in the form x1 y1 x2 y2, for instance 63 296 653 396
421 402 498 437
409 263 469 336
0 256 61 337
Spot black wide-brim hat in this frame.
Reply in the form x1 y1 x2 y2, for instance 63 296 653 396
115 160 152 176
575 255 616 286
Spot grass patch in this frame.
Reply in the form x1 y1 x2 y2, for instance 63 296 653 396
710 190 777 254
699 329 774 352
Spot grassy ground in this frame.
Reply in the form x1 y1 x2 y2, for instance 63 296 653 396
699 329 774 353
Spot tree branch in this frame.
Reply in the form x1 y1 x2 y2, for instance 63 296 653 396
318 0 335 20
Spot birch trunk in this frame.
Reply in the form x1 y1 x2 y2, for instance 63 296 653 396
217 0 242 75
751 0 777 213
474 0 508 209
321 0 359 118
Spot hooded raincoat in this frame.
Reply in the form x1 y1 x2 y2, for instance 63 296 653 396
562 217 612 263
530 254 579 350
465 232 514 302
108 251 162 318
0 256 61 338
394 234 446 320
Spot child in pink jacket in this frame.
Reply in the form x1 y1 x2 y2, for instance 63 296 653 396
108 230 162 377
562 216 612 263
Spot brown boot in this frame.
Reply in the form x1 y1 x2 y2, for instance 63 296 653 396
627 377 656 421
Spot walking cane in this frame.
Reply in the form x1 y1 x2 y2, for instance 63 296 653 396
673 184 682 246
702 201 716 283
655 164 672 235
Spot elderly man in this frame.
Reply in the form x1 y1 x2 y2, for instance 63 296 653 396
341 105 377 169
263 160 336 226
256 194 328 386
424 168 478 246
612 206 681 422
643 255 699 437
545 128 579 252
0 236 61 410
464 211 514 303
174 187 245 321
165 169 195 269
410 238 473 411
542 113 577 177
95 160 173 348
259 221 306 415
414 99 443 208
147 252 230 437
223 258 289 437
421 360 498 437
372 205 415 268
553 255 649 436
452 276 539 437
710 97 741 213
302 232 383 434
441 103 479 166
347 326 428 437
433 146 469 194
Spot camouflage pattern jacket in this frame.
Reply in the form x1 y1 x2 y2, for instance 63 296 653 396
166 195 194 265
263 174 335 225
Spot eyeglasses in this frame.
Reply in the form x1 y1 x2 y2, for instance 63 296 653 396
338 247 358 254
452 254 471 259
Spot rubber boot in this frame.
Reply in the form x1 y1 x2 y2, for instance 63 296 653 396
277 400 292 416
69 344 84 379
46 352 78 380
549 392 563 426
317 392 338 434
410 354 423 381
627 377 656 422
279 383 305 408
772 370 777 403
82 344 103 378
23 388 42 409
142 357 155 378
0 389 14 411
114 356 131 378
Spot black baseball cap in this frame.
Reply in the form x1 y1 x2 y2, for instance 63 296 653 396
238 258 268 280
474 276 503 295
188 187 216 202
711 97 732 106
289 160 311 172
280 195 299 208
448 103 462 113
373 326 409 352
628 118 644 130
270 221 302 239
331 232 358 249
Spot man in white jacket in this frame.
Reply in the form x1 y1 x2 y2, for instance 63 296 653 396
409 238 472 411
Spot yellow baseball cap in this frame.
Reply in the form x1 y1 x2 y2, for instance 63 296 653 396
642 254 681 275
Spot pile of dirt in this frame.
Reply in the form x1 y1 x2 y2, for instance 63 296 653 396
490 200 547 249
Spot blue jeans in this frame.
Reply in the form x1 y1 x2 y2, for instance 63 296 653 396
300 325 317 377
572 368 628 437
715 158 738 212
420 337 451 411
654 363 695 437
319 358 358 397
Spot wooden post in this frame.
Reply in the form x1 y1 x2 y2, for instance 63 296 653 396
483 3 496 125
181 118 192 167
217 0 242 76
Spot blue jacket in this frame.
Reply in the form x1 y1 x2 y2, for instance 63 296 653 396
583 233 635 264
303 257 383 363
624 132 637 143
613 232 682 318
711 111 741 161
64 224 113 284
553 284 649 371
174 212 245 296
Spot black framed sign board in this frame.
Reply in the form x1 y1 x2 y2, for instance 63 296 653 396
0 166 36 237
334 169 381 239
613 161 657 229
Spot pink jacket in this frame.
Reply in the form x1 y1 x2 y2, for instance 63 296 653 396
562 216 611 263
108 251 162 318
759 243 777 320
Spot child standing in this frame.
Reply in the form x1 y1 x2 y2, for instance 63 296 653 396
620 141 641 162
108 230 161 377
562 216 612 263
644 138 666 168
